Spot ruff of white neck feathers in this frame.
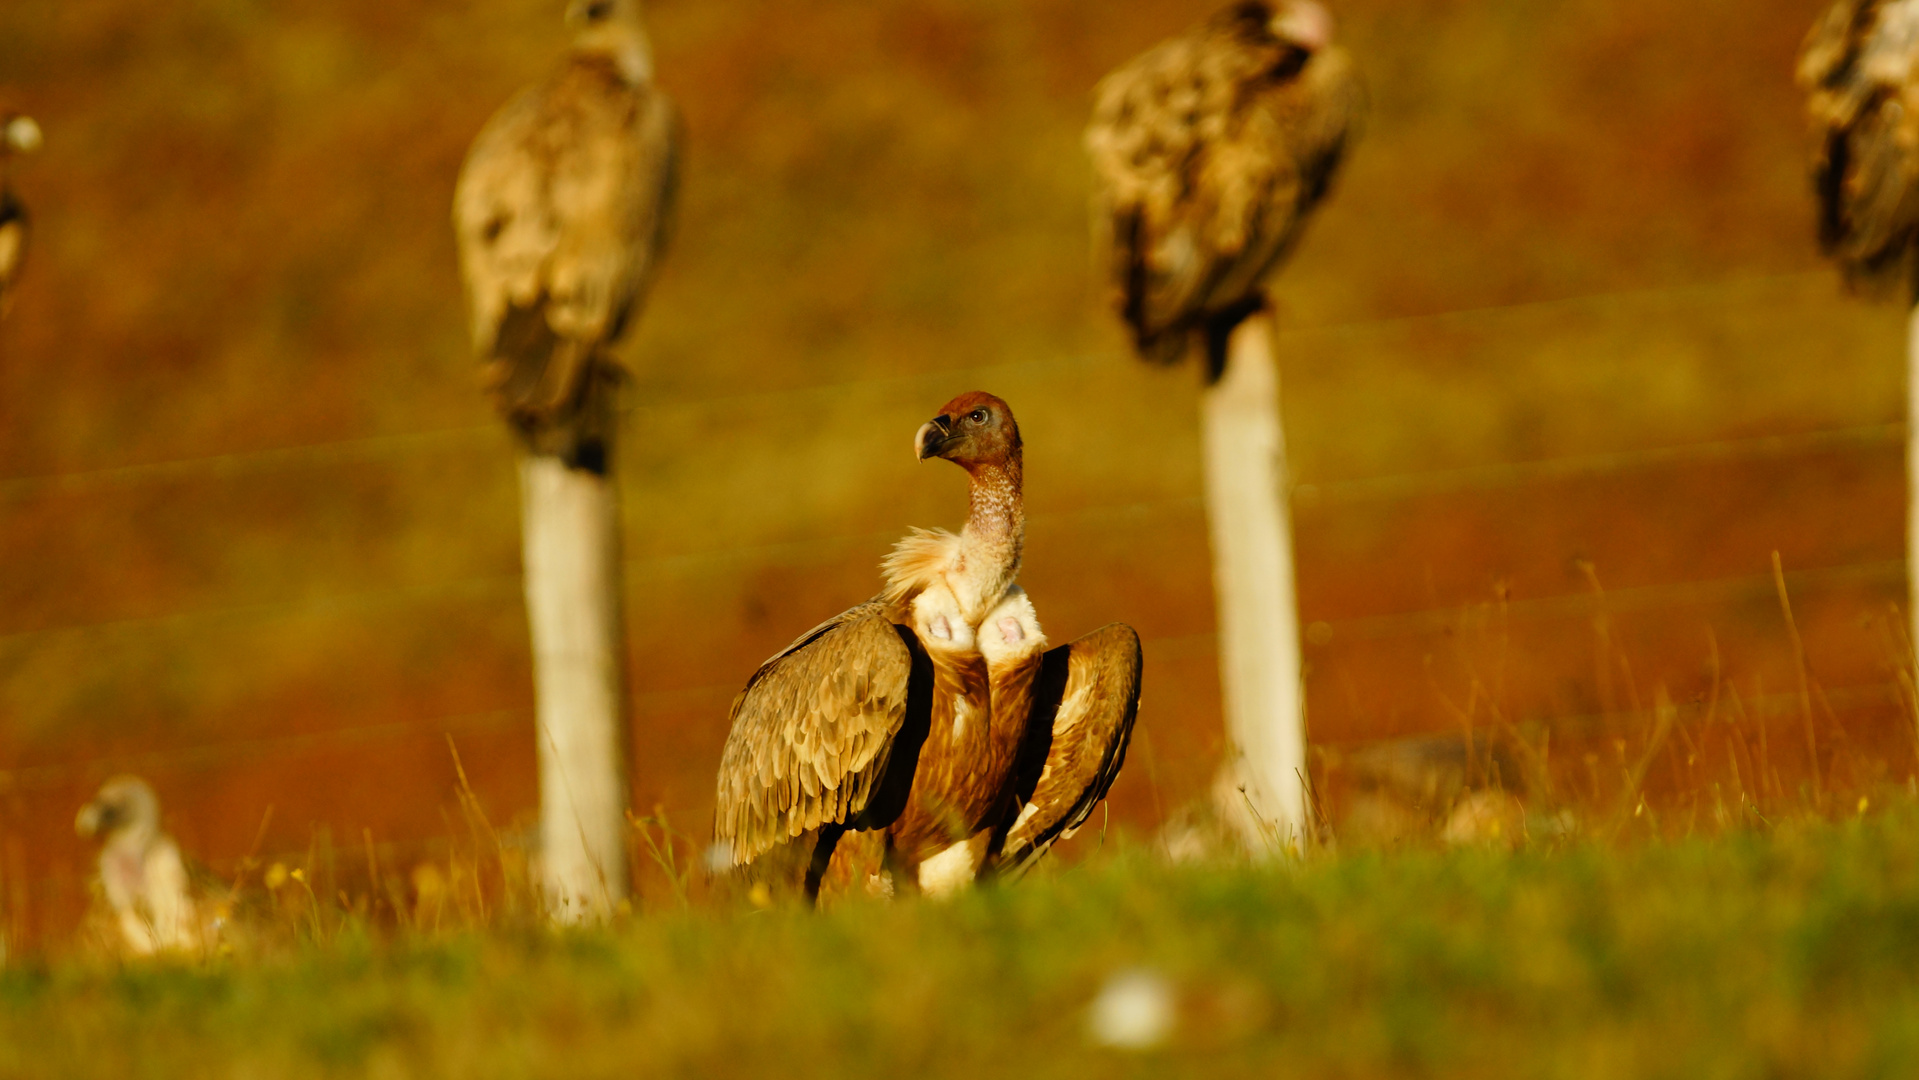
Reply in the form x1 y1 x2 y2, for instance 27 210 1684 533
880 454 1025 619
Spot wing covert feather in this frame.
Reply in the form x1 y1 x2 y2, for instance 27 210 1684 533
997 623 1143 872
714 601 921 866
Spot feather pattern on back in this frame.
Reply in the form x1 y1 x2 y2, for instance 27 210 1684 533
1801 0 1919 291
1086 1 1362 365
453 26 679 433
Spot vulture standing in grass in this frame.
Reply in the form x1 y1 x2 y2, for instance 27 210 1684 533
453 0 678 919
0 112 41 320
713 393 1144 900
1799 0 1919 659
1086 0 1360 850
75 777 203 955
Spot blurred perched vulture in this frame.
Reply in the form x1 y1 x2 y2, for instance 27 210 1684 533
0 112 41 320
713 394 1143 899
1800 0 1919 290
453 0 679 462
75 776 205 955
1086 0 1360 374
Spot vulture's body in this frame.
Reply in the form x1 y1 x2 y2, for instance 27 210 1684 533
1086 1 1360 369
713 394 1143 897
1801 0 1919 290
453 0 678 456
75 777 205 956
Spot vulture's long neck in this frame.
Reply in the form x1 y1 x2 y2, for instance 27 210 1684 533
955 455 1024 621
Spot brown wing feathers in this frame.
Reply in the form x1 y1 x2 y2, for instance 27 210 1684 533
452 18 679 462
995 624 1144 874
1800 0 1919 290
1087 2 1360 367
713 602 930 866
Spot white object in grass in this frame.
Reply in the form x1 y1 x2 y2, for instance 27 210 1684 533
1087 967 1175 1050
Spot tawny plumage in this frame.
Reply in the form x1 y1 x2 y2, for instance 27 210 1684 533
75 776 205 956
713 394 1144 899
0 113 41 320
712 600 931 868
1086 1 1360 373
453 0 679 462
998 622 1145 873
1800 0 1919 291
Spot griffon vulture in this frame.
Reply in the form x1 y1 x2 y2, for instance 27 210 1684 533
1084 1 1359 849
453 0 679 464
1799 1 1919 675
1800 0 1919 290
75 776 204 955
713 393 1143 899
1086 0 1360 374
0 112 41 320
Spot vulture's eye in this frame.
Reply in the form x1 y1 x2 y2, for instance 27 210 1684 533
969 409 987 424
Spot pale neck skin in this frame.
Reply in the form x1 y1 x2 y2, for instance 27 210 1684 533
952 456 1024 622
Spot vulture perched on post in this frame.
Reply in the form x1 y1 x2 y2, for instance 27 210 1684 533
1084 1 1360 850
453 0 679 464
0 112 41 320
713 393 1144 899
1798 0 1919 668
453 0 678 920
1086 0 1359 375
75 776 204 955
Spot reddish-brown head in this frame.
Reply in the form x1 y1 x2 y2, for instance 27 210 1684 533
1221 0 1334 53
914 392 1021 471
1272 0 1334 51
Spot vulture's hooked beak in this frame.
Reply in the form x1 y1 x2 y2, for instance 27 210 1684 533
915 415 956 461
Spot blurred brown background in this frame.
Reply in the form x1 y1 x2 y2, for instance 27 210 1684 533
0 0 1906 944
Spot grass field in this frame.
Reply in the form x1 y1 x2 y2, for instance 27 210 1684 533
11 804 1919 1079
8 1 1919 1066
6 0 1905 946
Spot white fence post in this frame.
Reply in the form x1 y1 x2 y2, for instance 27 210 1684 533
1202 310 1308 852
519 450 630 920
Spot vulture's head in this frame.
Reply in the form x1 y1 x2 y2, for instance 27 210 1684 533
566 0 636 27
1221 1 1335 55
75 776 161 847
566 0 654 80
915 392 1022 472
1271 0 1335 51
1 114 39 157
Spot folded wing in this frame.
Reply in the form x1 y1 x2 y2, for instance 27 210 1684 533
1800 0 1919 286
995 623 1143 873
1086 10 1361 363
714 600 929 867
453 57 679 428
